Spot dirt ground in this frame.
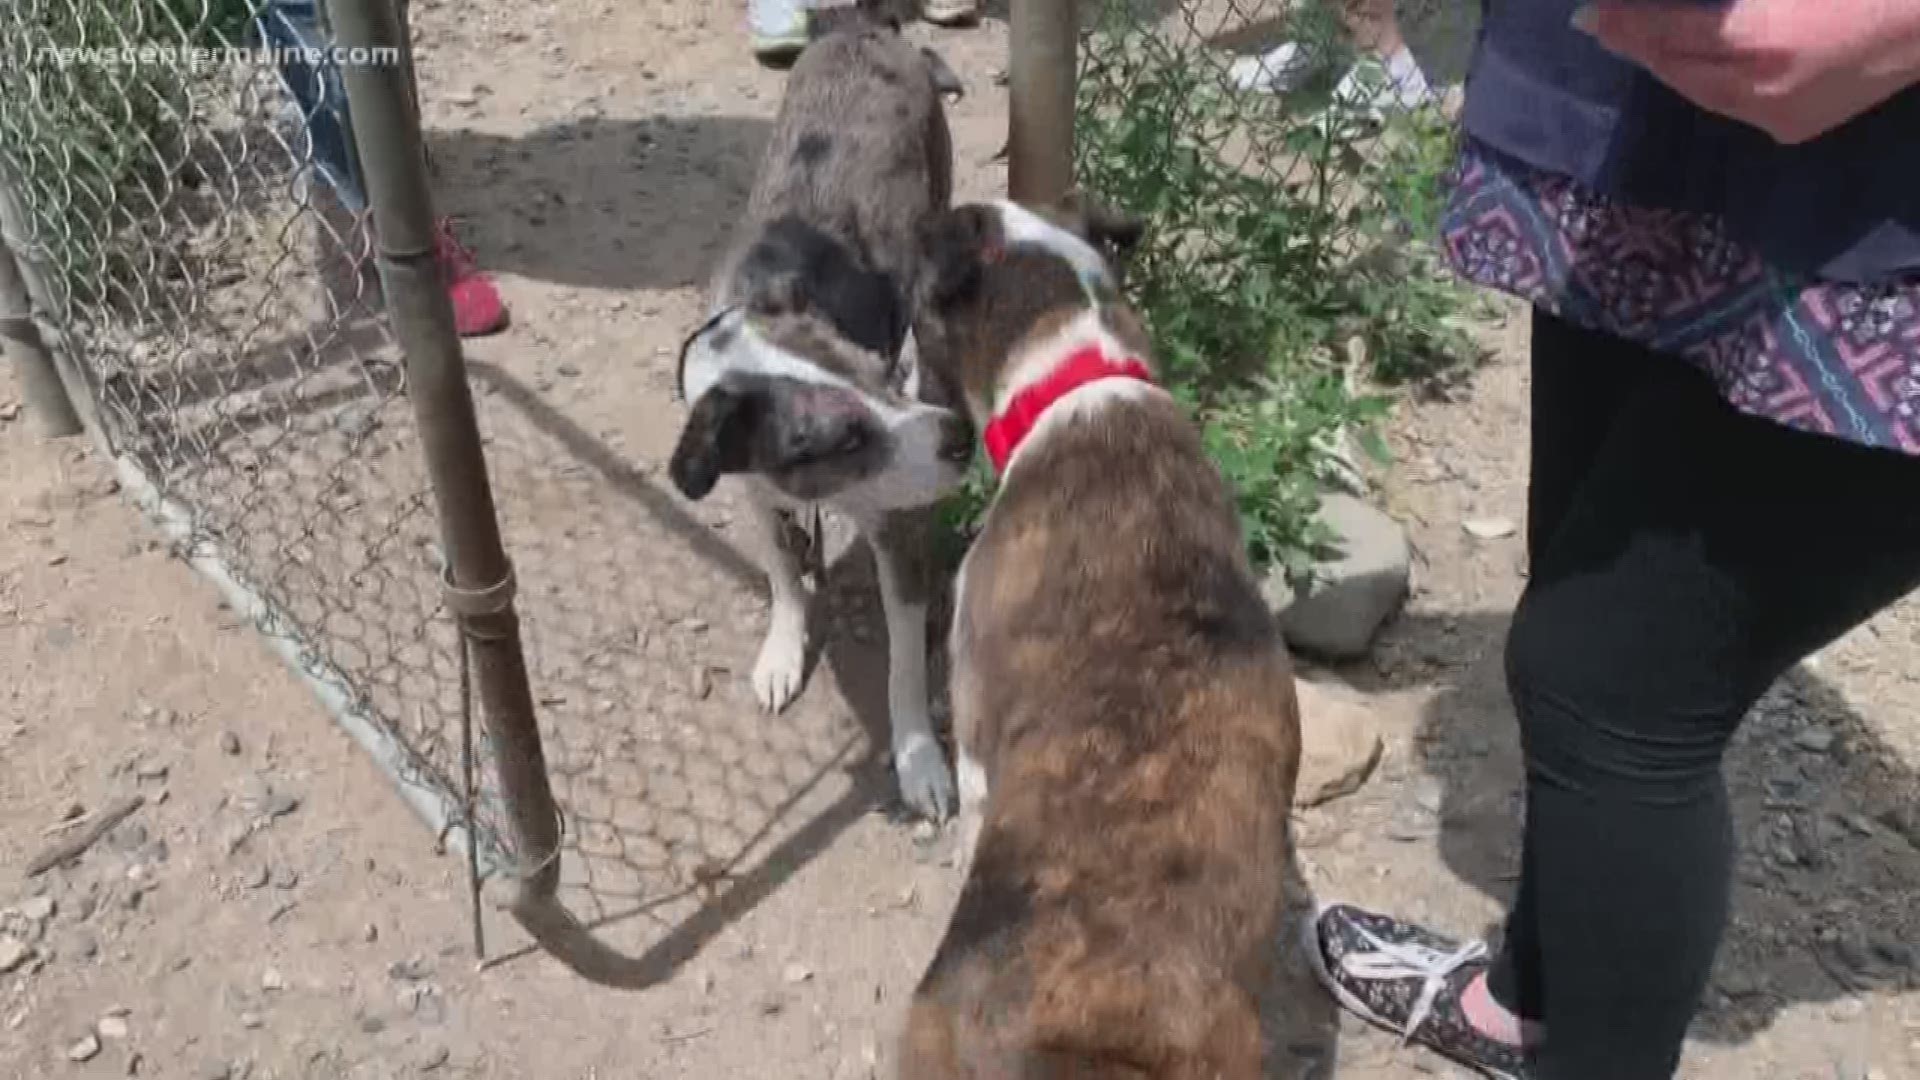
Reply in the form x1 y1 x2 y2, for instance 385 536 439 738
4 2 1919 1078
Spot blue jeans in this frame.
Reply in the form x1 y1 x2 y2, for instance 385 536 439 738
259 0 366 212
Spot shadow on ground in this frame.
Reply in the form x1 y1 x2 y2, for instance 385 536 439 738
1343 608 1920 1050
466 357 945 990
1261 862 1344 1078
426 115 773 291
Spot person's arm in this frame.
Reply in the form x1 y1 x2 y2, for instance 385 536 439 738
1574 0 1920 144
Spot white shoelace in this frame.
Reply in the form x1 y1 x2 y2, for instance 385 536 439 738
1338 924 1489 1044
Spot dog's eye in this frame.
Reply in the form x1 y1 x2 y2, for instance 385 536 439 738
835 427 868 456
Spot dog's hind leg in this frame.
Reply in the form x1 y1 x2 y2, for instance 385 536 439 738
744 497 811 713
872 509 956 822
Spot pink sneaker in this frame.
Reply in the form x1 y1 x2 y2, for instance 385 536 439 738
433 218 508 338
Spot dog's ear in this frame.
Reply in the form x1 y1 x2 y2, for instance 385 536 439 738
668 385 760 501
916 205 1000 307
921 46 964 100
748 269 809 320
1059 189 1146 266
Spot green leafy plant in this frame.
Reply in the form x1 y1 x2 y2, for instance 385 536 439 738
1 0 260 312
940 4 1477 579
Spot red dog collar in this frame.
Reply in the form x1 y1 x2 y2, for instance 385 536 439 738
982 346 1155 474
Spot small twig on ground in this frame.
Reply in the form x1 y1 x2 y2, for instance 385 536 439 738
25 794 144 877
41 811 91 837
658 1027 712 1044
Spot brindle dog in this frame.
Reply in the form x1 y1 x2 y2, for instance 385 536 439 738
898 197 1304 1079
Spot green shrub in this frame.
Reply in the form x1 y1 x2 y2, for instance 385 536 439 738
0 0 259 313
942 4 1476 580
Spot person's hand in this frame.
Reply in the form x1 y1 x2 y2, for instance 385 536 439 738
1574 0 1920 144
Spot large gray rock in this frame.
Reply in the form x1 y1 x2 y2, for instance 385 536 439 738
1271 493 1410 660
1292 676 1386 808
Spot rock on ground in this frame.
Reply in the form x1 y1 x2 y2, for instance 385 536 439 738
1292 676 1386 808
0 936 31 973
1272 494 1411 660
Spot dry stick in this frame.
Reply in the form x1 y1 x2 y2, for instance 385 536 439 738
24 795 143 878
657 1028 713 1045
40 811 92 837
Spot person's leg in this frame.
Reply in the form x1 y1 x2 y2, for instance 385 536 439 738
380 0 508 336
750 0 979 59
263 0 506 335
1230 0 1434 108
1338 0 1405 57
1312 316 1920 1078
1493 335 1920 1077
260 0 368 211
1481 308 1669 1025
1305 310 1664 1077
1331 0 1435 110
1519 309 1668 564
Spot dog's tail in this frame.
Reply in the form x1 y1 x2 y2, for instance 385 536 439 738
921 46 966 100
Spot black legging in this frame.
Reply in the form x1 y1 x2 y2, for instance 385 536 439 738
1484 310 1920 1079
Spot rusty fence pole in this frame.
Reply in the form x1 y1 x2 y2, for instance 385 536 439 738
327 0 659 985
324 0 553 934
0 173 83 438
1007 0 1079 205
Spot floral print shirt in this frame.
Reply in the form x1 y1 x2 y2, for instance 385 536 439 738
1441 137 1920 456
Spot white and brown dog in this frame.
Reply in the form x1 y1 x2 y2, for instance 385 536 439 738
897 198 1304 1079
669 1 972 821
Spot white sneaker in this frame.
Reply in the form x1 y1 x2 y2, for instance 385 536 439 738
1227 41 1318 94
1331 47 1436 117
750 0 811 61
922 0 979 26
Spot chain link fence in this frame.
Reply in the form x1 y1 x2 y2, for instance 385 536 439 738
0 0 523 916
0 0 938 985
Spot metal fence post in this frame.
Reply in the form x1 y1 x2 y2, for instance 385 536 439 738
1007 0 1079 205
323 0 560 935
0 229 81 437
326 0 662 984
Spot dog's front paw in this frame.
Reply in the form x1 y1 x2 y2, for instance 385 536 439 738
894 735 956 823
750 614 808 713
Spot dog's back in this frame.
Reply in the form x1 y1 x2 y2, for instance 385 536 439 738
908 399 1296 1079
901 203 1303 1079
716 7 954 359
